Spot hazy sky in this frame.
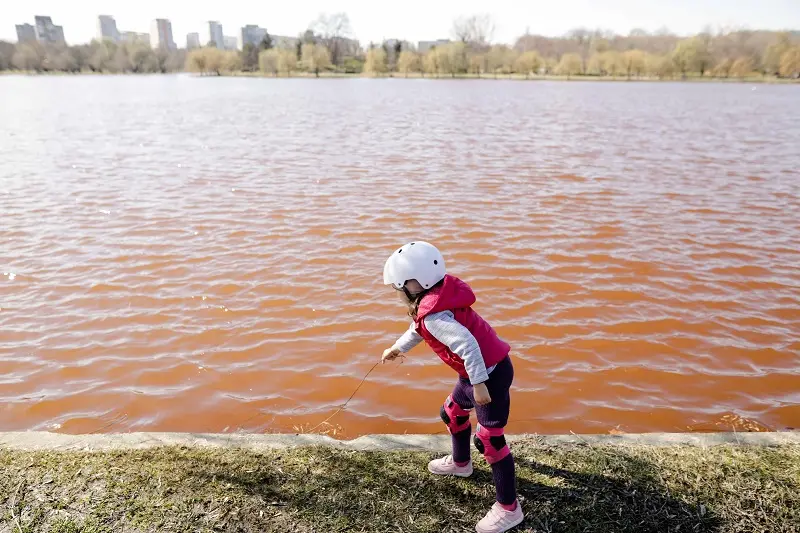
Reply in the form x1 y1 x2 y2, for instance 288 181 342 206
4 0 800 46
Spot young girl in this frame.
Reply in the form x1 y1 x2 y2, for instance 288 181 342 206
381 241 523 533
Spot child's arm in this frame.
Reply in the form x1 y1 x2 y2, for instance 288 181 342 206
382 322 422 363
424 311 492 404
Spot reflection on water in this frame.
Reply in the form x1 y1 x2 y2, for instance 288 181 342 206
0 76 798 436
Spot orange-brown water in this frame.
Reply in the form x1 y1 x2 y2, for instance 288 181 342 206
1 77 798 437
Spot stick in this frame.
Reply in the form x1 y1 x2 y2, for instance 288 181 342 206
10 479 23 533
307 360 382 434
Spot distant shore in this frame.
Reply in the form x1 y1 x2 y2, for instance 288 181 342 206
226 71 800 83
3 70 799 83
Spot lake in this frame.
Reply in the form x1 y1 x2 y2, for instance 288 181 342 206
0 75 798 436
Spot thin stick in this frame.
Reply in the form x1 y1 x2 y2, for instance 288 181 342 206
307 360 382 434
10 479 23 533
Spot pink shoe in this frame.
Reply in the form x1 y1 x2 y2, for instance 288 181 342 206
427 455 473 477
475 501 524 533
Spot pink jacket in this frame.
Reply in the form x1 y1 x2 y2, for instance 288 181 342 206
414 275 510 379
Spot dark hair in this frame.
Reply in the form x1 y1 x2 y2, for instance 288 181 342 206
406 291 424 319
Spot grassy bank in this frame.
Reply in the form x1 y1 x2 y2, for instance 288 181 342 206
1 439 798 533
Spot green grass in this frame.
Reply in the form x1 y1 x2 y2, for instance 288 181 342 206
1 440 798 532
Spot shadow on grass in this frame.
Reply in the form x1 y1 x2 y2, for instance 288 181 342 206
191 445 720 533
515 452 720 532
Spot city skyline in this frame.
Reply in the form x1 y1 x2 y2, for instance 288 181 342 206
3 0 800 47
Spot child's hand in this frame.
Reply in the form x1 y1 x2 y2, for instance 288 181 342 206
473 383 492 405
382 348 402 364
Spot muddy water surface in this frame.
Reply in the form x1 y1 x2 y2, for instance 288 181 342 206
1 76 798 436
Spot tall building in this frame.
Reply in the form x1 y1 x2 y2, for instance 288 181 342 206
34 16 65 44
238 25 267 51
15 23 36 43
201 21 224 48
223 36 238 50
272 35 299 50
385 39 412 52
418 39 450 53
186 33 200 49
97 15 120 42
150 19 175 50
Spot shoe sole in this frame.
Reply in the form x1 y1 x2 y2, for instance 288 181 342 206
427 464 473 477
475 512 524 533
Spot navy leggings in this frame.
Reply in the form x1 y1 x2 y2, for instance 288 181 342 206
448 356 516 505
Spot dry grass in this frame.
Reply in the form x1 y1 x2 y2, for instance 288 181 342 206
1 440 798 532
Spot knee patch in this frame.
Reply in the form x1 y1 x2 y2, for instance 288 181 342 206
440 395 471 434
473 424 510 464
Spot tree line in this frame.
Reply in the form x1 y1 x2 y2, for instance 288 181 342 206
186 43 333 77
184 31 335 78
0 39 185 73
188 23 800 80
369 35 799 79
2 17 799 80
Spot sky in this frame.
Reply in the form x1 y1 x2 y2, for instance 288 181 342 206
3 0 800 46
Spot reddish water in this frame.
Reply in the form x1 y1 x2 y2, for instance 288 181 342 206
1 77 798 437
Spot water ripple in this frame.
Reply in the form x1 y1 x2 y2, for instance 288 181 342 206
0 77 798 436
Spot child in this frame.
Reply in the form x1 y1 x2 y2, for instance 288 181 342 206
381 241 523 533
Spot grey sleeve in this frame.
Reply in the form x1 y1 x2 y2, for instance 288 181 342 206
423 311 489 385
391 322 423 353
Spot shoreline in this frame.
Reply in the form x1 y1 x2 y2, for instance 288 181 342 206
1 430 799 451
2 70 799 83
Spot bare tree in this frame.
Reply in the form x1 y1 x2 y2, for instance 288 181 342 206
363 47 388 75
301 43 331 77
514 51 542 78
309 12 355 66
397 51 421 77
278 49 297 76
12 42 46 72
555 52 583 79
423 49 439 77
452 14 495 46
622 49 646 79
672 37 712 77
487 45 514 78
780 47 800 78
259 49 280 76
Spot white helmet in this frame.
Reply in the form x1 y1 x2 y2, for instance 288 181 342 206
383 241 446 290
